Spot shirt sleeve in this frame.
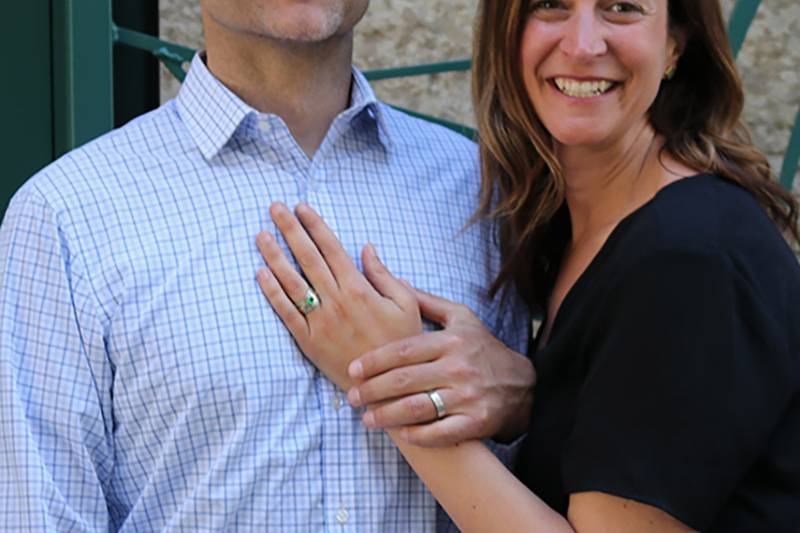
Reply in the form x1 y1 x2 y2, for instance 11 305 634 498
561 247 795 531
485 286 533 462
482 211 534 461
0 186 113 531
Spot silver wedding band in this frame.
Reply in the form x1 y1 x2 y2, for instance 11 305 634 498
427 390 446 420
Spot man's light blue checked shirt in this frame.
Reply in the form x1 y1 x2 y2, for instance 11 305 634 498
0 53 529 532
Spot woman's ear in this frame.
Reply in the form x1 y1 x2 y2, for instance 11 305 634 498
666 25 688 67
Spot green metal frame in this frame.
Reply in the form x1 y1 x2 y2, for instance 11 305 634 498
112 0 160 129
727 0 762 58
113 24 194 82
3 4 55 209
726 0 800 190
364 59 472 81
782 110 800 190
52 0 114 158
55 0 800 189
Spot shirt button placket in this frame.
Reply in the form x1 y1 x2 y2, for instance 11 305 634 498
310 166 355 531
332 391 342 411
307 165 322 194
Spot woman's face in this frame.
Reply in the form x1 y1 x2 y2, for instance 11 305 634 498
519 0 681 151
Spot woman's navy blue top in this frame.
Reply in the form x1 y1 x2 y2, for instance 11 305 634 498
516 174 800 532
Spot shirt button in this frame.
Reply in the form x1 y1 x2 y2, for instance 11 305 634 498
335 505 349 524
333 393 342 411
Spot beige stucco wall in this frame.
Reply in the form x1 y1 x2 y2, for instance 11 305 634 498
159 0 799 189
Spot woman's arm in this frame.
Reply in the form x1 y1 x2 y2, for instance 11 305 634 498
390 427 695 533
255 202 697 533
390 432 572 532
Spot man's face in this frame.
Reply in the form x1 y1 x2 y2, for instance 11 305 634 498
201 0 370 44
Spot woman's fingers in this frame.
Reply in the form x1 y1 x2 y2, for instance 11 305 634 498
256 231 318 308
294 203 361 283
362 244 417 312
348 332 451 383
361 389 457 430
256 267 309 338
269 203 337 295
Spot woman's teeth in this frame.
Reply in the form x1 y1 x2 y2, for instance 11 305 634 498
553 78 615 98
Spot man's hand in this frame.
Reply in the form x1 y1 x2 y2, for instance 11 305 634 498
347 287 536 447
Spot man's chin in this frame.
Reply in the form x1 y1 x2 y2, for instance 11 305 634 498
265 8 344 44
274 27 340 44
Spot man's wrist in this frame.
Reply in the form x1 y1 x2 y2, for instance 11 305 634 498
493 355 535 443
493 393 532 443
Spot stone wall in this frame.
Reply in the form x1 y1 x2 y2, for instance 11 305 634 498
159 0 799 189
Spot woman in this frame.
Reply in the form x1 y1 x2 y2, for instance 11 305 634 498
255 0 800 531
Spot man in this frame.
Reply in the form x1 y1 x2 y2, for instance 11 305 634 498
0 1 532 530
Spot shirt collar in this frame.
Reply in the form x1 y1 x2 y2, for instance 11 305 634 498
349 68 393 149
176 52 392 161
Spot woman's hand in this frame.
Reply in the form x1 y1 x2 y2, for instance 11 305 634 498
255 202 535 447
347 288 535 447
255 202 421 390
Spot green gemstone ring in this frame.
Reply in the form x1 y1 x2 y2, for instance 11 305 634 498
297 287 321 315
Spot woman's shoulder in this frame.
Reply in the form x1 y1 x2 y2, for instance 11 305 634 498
642 173 776 245
618 173 798 277
594 173 800 334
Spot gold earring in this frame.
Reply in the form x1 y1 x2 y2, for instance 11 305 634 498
663 64 676 80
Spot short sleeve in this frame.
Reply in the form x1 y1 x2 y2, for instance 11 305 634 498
561 248 795 530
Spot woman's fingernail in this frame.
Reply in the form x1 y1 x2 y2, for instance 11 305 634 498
270 203 288 220
256 268 271 281
363 411 375 428
374 246 385 265
348 360 363 380
258 232 272 245
348 388 361 407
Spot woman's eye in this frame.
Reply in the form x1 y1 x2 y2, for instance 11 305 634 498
529 0 563 12
609 2 645 14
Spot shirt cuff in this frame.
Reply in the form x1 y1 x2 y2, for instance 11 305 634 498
484 432 527 467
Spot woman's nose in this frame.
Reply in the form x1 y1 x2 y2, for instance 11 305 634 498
559 10 608 59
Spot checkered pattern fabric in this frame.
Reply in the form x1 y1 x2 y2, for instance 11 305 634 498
0 53 529 532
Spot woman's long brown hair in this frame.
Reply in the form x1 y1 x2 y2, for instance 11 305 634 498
473 0 799 311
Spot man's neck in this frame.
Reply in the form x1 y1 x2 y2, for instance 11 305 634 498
203 16 355 158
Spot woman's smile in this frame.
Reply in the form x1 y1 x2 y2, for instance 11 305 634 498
549 76 620 100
